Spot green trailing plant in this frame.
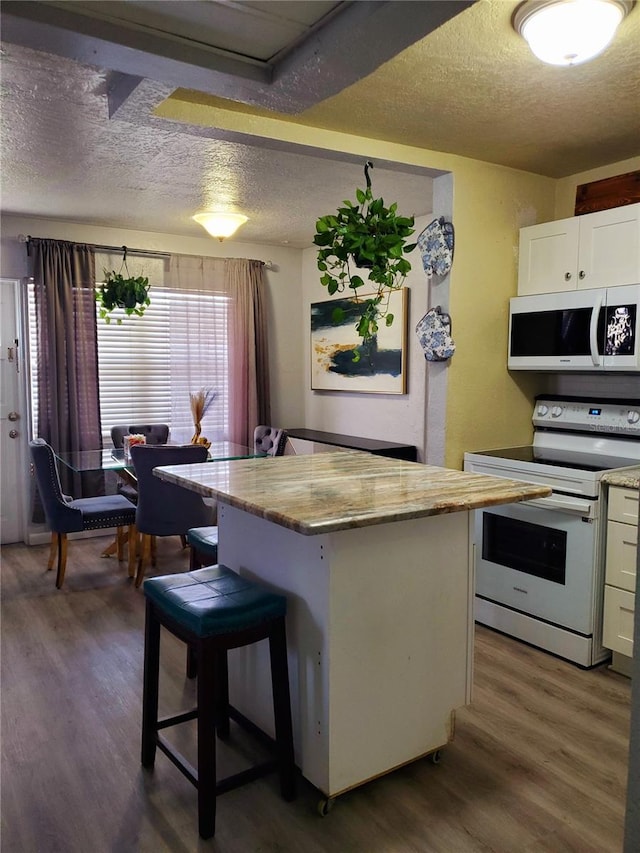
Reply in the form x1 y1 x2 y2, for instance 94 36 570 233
96 254 151 324
313 161 415 354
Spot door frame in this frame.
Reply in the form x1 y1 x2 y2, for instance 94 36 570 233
0 278 32 544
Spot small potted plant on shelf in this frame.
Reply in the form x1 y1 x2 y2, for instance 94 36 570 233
313 161 415 353
96 248 151 324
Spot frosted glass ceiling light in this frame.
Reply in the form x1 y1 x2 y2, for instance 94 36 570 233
513 0 632 66
193 212 248 240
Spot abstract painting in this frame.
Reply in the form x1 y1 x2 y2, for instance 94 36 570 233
310 288 407 393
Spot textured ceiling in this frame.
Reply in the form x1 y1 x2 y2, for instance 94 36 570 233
1 0 639 249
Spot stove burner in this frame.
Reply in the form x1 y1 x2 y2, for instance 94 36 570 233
471 446 618 472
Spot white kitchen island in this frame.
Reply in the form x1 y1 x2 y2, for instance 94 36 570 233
155 451 549 806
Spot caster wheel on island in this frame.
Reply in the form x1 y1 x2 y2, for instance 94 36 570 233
317 797 335 817
429 749 443 765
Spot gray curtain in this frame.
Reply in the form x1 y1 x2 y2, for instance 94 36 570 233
226 258 271 446
167 255 271 448
31 238 103 496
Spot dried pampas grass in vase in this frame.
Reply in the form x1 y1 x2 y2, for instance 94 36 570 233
190 388 216 448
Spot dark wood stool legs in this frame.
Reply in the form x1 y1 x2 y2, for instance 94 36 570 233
141 599 296 840
141 601 160 769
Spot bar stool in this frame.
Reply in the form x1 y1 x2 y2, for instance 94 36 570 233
141 565 296 839
187 526 219 569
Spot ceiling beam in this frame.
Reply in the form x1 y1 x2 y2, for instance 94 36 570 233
1 0 475 113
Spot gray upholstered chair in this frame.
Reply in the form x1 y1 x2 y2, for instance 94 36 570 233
110 425 130 449
129 444 214 587
110 425 139 504
29 438 137 588
127 424 170 445
254 425 287 457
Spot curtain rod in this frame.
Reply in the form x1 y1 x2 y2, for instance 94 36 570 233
20 235 170 259
18 234 274 268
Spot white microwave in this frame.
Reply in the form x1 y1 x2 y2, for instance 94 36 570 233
508 285 640 372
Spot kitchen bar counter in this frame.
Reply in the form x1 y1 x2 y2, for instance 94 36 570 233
155 450 549 535
154 453 549 805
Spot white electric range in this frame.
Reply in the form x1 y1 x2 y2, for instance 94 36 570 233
464 395 640 667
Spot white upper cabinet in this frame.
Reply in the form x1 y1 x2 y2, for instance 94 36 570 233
518 202 640 296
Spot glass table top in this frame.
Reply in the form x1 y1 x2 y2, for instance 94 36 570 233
55 442 260 474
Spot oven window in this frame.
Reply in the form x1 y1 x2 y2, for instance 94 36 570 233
482 513 567 584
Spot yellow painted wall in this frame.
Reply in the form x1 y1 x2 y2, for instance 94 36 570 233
444 161 555 468
159 93 592 468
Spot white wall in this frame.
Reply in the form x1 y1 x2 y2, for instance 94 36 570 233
0 215 306 428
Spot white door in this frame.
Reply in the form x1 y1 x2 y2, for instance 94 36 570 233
0 280 26 544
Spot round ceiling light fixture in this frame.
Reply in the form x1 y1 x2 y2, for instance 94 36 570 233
192 212 249 240
513 0 633 66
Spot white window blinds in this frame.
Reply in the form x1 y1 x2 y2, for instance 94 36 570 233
29 252 230 444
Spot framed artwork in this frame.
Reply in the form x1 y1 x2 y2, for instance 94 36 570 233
310 288 407 393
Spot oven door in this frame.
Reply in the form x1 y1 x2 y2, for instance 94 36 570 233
475 493 598 634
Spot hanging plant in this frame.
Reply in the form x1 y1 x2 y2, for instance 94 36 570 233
313 161 416 351
96 246 151 324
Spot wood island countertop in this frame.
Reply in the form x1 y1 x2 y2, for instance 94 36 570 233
154 450 551 536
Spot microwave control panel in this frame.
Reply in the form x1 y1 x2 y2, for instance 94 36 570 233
533 398 640 436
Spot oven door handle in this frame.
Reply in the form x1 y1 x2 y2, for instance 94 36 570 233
524 495 594 517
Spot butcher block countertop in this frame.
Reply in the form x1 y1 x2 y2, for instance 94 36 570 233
155 450 550 536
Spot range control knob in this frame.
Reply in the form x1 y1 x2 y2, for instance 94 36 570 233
536 404 549 417
551 406 563 418
628 410 640 425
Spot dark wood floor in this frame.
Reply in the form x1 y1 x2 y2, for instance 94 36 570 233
1 536 632 852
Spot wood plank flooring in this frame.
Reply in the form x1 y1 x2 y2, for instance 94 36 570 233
1 536 632 852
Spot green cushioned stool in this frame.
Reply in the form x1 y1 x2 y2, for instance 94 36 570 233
186 525 219 569
141 565 296 840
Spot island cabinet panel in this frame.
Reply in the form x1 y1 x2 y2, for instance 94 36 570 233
218 502 474 799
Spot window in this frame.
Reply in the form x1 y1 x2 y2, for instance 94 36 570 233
29 279 230 444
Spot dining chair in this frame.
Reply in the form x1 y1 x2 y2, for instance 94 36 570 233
109 425 139 504
110 425 130 448
127 424 170 445
129 443 214 588
29 438 137 588
254 425 287 457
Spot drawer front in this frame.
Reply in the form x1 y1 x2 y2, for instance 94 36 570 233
603 586 635 657
606 520 639 592
608 486 640 526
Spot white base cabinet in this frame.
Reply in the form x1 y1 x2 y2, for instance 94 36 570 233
518 202 640 296
217 503 474 799
603 486 639 672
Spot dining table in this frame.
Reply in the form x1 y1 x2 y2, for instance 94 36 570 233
55 441 258 476
54 441 259 557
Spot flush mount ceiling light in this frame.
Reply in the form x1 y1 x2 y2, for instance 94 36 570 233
192 212 248 241
513 0 633 66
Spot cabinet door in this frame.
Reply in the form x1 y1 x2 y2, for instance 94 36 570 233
603 585 635 656
608 485 640 525
605 520 638 592
518 218 580 295
577 203 640 290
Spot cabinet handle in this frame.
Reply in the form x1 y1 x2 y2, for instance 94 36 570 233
564 272 572 281
579 270 586 279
